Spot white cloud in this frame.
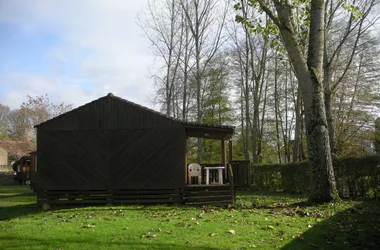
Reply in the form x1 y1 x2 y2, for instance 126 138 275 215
0 0 156 110
0 73 95 109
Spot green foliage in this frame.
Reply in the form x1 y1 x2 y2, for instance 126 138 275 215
231 135 248 161
233 0 308 54
342 2 363 21
202 140 222 163
195 61 232 163
252 155 380 198
252 161 309 193
335 155 380 198
280 161 310 193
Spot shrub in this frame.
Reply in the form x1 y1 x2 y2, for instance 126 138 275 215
251 155 380 198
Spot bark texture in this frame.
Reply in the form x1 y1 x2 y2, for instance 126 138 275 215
258 0 337 202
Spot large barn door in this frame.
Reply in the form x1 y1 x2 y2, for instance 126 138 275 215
109 129 185 190
37 130 109 190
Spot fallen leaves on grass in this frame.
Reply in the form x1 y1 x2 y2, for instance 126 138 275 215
113 210 124 216
70 214 78 219
83 224 96 228
228 229 236 235
141 232 157 238
176 221 191 228
197 211 205 218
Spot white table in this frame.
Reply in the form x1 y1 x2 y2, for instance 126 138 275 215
204 166 225 185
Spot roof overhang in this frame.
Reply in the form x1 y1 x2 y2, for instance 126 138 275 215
183 123 234 140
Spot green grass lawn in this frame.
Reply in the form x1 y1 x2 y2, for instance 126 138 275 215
0 185 379 250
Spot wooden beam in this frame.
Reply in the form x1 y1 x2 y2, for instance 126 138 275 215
221 139 226 167
228 139 233 162
185 138 188 184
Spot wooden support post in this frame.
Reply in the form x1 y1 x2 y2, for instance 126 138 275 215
228 138 233 162
221 139 226 167
185 137 188 184
221 139 226 183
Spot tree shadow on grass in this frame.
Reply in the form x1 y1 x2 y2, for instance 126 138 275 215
0 185 41 221
0 235 220 250
0 203 40 221
0 192 35 199
0 202 193 221
281 199 380 250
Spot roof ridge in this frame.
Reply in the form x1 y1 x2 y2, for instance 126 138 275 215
108 95 234 129
35 94 235 130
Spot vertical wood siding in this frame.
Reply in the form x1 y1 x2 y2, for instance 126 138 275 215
40 96 182 131
35 96 186 191
110 129 185 189
36 130 109 190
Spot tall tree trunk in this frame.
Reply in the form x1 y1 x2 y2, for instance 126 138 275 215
257 71 269 163
304 0 337 201
283 61 290 162
324 83 335 155
274 55 282 163
244 31 251 162
293 87 302 162
248 23 267 164
181 2 190 121
240 84 249 160
193 0 203 163
256 0 337 201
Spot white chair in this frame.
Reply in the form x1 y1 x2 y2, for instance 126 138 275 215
188 163 202 185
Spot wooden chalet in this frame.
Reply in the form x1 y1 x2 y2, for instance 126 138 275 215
12 155 32 185
0 140 35 178
31 93 241 206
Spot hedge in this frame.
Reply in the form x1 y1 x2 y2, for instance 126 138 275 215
251 155 380 198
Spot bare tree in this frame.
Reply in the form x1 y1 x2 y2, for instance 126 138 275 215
227 4 251 160
20 94 72 139
181 0 229 162
323 0 379 154
230 0 271 163
139 0 184 116
7 108 30 140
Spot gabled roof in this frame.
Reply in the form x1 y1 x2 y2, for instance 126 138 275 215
35 93 234 138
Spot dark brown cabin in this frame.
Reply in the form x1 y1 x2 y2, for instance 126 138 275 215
32 93 236 206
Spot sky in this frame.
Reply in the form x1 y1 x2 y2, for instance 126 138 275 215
0 0 157 110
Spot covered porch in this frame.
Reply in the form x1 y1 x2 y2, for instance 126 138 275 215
183 122 234 187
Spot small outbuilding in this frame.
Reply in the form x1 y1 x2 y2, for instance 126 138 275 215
0 140 35 172
12 155 32 185
32 94 236 206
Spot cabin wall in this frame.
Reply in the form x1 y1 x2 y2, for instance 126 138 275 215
34 97 186 190
35 128 185 190
110 129 185 189
35 130 109 190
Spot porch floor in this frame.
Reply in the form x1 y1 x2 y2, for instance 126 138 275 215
186 184 229 187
